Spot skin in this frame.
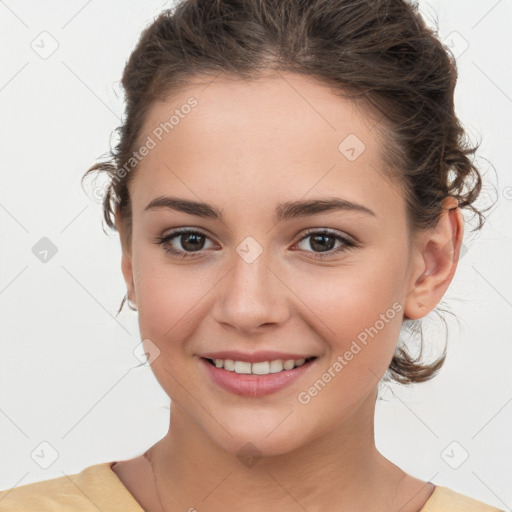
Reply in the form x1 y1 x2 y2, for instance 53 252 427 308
112 71 464 512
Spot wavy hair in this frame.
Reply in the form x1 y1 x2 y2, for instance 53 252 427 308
82 0 495 384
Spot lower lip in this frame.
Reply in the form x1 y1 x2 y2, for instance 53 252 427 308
200 357 316 397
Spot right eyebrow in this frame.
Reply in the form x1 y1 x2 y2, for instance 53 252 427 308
144 196 222 219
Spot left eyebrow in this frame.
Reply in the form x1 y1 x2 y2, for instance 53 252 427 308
143 195 377 221
275 197 376 221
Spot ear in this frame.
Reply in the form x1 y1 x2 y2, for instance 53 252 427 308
404 196 464 320
114 209 136 306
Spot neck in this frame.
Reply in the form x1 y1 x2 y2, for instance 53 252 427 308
146 388 410 512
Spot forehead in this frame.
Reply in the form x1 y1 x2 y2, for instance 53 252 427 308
130 72 401 218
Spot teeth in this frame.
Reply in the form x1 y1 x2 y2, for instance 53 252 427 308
224 359 235 371
283 359 295 370
269 360 283 373
234 361 251 374
252 361 270 375
209 357 311 375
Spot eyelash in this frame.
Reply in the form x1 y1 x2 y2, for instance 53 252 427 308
153 227 358 260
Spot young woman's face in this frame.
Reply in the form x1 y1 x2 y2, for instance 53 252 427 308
122 72 422 455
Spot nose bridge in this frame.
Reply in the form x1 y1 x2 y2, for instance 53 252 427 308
214 238 288 330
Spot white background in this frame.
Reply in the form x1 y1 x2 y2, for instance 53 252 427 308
0 0 511 509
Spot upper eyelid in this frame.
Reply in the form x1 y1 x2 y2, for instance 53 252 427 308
161 227 355 247
298 228 354 242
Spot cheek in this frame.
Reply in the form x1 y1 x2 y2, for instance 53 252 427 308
132 249 210 345
291 266 405 423
291 256 406 368
132 256 209 396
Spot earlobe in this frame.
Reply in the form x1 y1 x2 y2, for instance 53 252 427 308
404 197 464 320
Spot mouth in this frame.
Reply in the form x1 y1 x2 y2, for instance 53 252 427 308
202 356 317 375
199 356 318 397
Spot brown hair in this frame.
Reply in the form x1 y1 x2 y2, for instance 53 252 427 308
82 0 494 385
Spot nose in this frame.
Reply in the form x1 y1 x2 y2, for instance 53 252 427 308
212 249 290 334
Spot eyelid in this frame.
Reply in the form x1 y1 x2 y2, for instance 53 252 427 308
155 226 359 261
156 227 218 251
296 227 356 244
157 226 355 247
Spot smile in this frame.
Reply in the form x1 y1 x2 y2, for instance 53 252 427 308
200 356 318 397
205 357 315 375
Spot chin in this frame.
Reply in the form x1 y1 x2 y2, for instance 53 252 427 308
198 411 320 461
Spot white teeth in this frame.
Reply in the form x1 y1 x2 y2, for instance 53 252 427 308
283 359 295 370
252 361 270 375
269 360 283 373
234 361 252 374
208 357 311 375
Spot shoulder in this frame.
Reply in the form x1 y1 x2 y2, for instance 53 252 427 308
0 462 144 512
422 485 505 512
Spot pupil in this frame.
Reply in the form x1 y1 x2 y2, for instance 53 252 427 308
182 233 204 251
311 234 334 252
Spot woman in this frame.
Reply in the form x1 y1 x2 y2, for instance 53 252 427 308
0 0 502 510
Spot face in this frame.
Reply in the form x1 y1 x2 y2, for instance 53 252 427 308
118 72 435 456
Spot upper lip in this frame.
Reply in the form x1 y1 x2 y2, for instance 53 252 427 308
199 350 316 363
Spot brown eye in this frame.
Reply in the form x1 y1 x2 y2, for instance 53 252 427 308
306 233 337 252
177 232 206 252
295 229 358 260
154 228 215 258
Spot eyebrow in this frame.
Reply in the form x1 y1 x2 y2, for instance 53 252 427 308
144 195 376 221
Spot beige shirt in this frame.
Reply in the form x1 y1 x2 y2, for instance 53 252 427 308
0 461 505 511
